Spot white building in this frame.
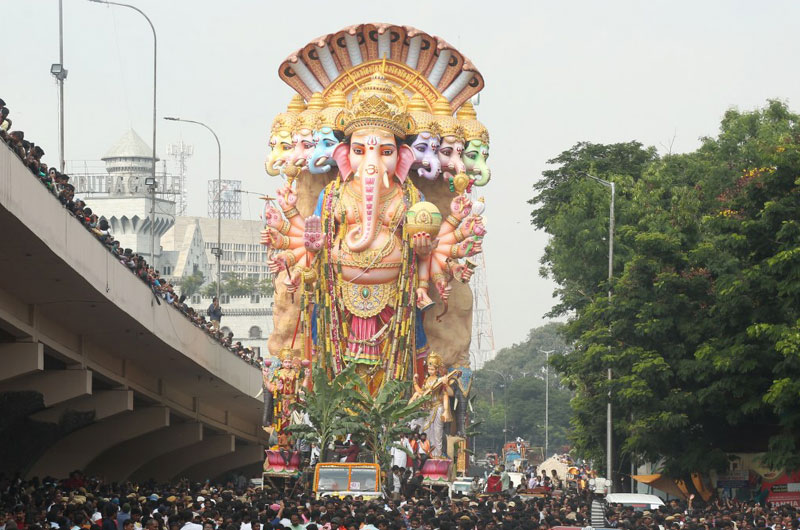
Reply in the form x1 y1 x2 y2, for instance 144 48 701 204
159 217 213 279
71 129 275 350
74 129 176 266
162 216 272 282
160 216 275 353
187 293 273 356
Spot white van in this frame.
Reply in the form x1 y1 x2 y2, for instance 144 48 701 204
605 493 665 510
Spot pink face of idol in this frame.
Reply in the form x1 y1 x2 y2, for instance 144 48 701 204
348 128 399 188
437 135 465 179
290 128 316 168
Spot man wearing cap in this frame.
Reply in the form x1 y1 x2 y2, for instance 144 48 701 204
117 504 131 530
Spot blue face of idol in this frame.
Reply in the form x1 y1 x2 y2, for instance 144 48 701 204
308 127 341 174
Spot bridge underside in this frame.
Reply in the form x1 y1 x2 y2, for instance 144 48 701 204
0 145 266 480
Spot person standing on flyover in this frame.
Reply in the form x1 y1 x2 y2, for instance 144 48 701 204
207 297 223 331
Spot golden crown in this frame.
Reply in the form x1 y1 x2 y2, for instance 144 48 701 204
433 97 465 140
295 93 325 133
337 72 415 139
456 101 490 145
270 94 305 135
278 347 297 362
408 94 441 137
316 90 347 131
427 352 443 368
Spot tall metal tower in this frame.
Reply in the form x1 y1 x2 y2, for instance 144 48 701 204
208 179 242 219
166 141 193 216
469 252 496 370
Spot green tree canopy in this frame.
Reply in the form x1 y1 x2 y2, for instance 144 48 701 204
177 271 204 297
471 323 572 455
284 363 365 463
531 100 800 483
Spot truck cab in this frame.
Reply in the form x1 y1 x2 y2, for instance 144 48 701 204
313 462 382 500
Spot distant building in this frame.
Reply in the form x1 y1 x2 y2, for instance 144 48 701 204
161 216 274 350
188 293 273 355
69 130 274 349
159 217 212 279
71 129 176 267
162 216 272 283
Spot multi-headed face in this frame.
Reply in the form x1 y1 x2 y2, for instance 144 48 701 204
438 135 465 180
289 127 315 170
348 128 400 186
266 130 294 176
462 139 491 186
309 127 341 174
409 132 441 180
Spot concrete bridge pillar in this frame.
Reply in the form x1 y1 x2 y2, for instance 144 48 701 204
181 443 264 482
0 342 43 382
86 422 203 481
27 406 169 479
131 434 235 481
0 369 92 407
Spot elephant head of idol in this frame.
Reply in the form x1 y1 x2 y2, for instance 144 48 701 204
432 97 466 185
308 90 347 175
265 94 305 177
457 101 491 187
330 73 416 252
405 94 442 181
287 93 325 177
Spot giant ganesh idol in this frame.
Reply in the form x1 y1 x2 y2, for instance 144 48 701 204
260 24 492 453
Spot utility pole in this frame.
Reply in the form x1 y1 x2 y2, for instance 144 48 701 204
89 0 157 266
51 0 68 173
540 349 555 457
584 173 616 491
164 117 222 300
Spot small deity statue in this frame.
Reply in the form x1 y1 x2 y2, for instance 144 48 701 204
410 352 460 457
262 347 311 432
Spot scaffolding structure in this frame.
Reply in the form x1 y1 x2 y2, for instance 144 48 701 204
166 141 193 216
208 179 242 219
469 252 496 370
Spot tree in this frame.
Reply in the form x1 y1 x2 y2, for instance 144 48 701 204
529 141 658 317
471 323 573 454
258 277 276 297
533 100 800 483
349 378 428 479
201 281 219 298
178 271 204 297
283 363 364 463
200 274 270 298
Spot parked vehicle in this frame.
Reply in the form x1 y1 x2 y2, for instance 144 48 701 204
313 462 382 500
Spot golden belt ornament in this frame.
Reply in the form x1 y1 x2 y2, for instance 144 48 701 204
342 281 397 318
341 234 396 268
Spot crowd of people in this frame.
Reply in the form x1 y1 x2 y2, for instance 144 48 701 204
0 98 260 368
0 469 797 530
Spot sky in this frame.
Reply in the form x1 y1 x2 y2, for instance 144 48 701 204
3 0 800 351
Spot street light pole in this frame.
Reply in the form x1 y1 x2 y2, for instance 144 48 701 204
584 173 616 491
89 0 157 266
164 117 222 300
539 349 555 458
57 0 65 173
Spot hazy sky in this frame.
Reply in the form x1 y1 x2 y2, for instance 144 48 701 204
4 0 799 351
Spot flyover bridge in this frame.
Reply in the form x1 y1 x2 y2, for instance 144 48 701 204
0 145 266 481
